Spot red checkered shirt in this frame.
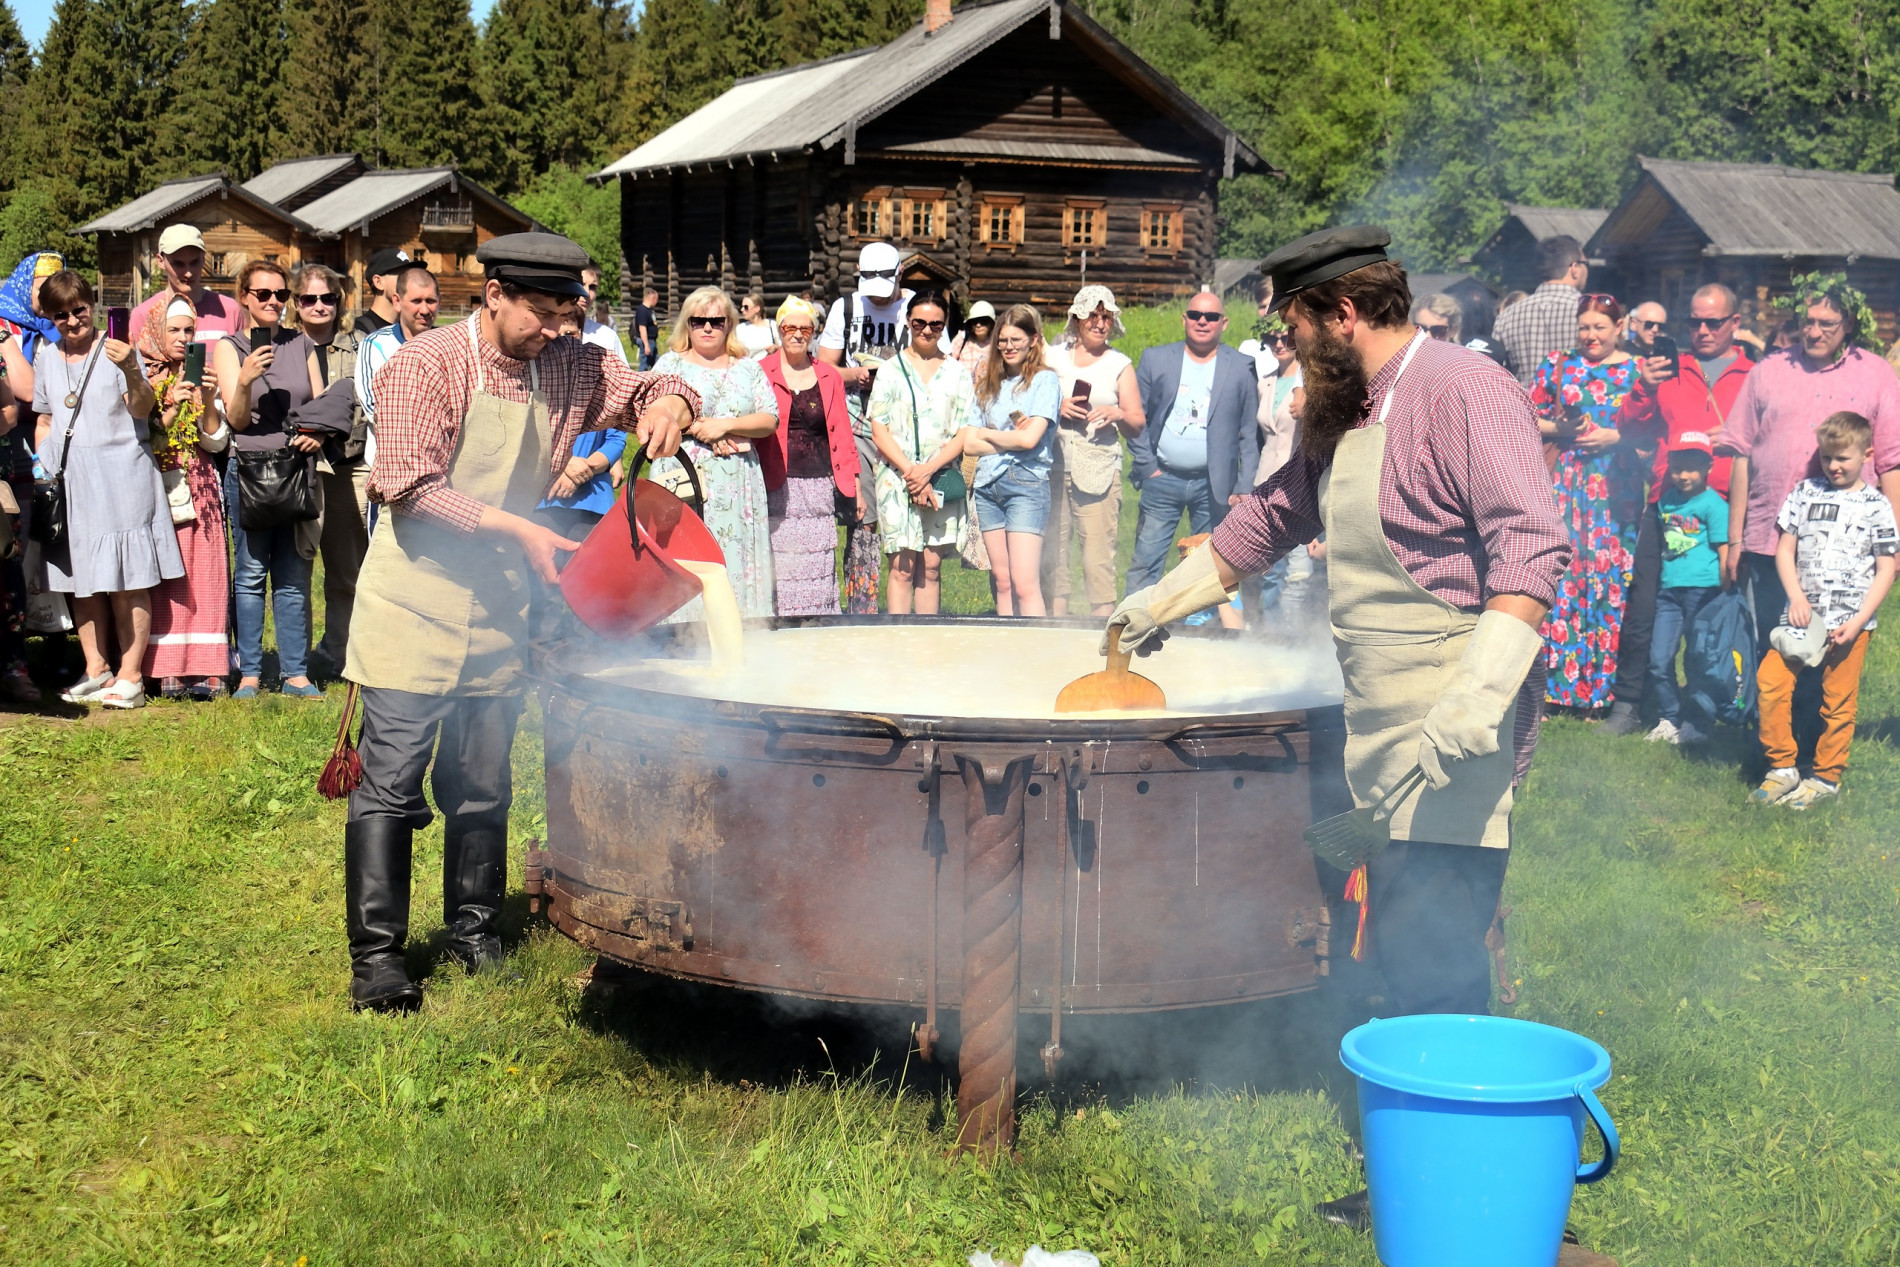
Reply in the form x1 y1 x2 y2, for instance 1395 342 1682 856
367 316 699 533
1210 337 1571 781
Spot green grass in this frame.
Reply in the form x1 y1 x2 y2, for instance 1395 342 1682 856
8 619 1900 1263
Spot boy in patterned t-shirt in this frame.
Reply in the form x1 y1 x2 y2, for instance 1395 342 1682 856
1753 411 1899 808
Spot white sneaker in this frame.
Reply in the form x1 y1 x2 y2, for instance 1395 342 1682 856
1750 767 1801 804
1677 720 1710 744
1779 777 1839 810
97 678 146 710
59 672 112 703
1645 719 1680 744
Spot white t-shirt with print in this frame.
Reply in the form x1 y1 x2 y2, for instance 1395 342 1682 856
1776 477 1900 629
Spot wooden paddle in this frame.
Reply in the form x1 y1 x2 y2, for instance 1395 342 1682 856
1055 626 1168 714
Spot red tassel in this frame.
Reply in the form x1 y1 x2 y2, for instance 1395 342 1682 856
318 681 363 801
1344 863 1370 962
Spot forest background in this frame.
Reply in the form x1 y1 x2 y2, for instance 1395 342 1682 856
0 0 1884 298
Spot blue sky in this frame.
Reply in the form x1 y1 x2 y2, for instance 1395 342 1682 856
13 0 503 47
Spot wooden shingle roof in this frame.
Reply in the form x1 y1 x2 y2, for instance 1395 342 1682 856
1593 158 1900 260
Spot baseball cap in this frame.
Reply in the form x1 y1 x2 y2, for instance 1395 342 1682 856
855 242 900 300
157 225 206 256
1668 431 1714 457
367 247 424 279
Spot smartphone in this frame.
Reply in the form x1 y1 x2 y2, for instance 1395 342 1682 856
250 326 273 352
106 306 129 343
1062 378 1092 428
182 342 206 385
1650 333 1681 378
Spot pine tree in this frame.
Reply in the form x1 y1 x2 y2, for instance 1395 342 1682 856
479 0 632 190
775 0 919 66
369 0 495 176
614 0 725 146
282 0 377 159
165 0 290 181
722 0 781 81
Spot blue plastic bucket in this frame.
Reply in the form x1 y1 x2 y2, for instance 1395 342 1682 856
1340 1014 1618 1267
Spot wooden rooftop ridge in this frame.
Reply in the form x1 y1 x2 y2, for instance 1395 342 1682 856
594 0 1273 180
1592 157 1900 261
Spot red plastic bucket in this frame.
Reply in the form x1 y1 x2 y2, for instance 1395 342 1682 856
558 444 725 638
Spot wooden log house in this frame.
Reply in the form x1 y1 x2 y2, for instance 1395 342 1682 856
1470 205 1609 295
78 175 321 308
1589 158 1900 342
594 0 1274 320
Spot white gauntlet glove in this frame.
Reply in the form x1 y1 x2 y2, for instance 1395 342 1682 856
1100 541 1237 657
1418 610 1544 790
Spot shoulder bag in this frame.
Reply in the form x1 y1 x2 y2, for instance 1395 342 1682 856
896 350 965 506
236 445 321 531
28 341 104 547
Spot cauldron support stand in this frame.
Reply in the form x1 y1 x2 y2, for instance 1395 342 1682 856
952 751 1034 1156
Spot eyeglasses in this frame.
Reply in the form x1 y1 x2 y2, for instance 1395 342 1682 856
779 324 815 337
995 338 1031 350
687 315 728 330
1419 323 1452 340
859 268 898 280
1688 316 1736 330
296 292 339 308
1802 317 1844 332
1184 309 1224 323
909 318 945 333
49 305 90 323
247 288 291 303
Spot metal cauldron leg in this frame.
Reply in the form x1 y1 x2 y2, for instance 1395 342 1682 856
952 752 1034 1157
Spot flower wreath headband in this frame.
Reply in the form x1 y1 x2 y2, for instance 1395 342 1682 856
1774 271 1879 351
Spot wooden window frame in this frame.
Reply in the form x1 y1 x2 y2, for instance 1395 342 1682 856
979 194 1025 252
1065 198 1107 250
1141 203 1184 256
851 187 893 240
899 189 947 245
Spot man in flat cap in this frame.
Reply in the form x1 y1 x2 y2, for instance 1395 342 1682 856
1103 226 1570 1230
337 231 699 1014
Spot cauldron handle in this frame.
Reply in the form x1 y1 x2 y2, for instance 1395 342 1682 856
625 441 706 557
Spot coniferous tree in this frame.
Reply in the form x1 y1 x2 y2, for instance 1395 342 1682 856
370 0 495 177
282 0 377 159
165 0 289 181
774 0 920 66
479 0 631 189
614 0 725 146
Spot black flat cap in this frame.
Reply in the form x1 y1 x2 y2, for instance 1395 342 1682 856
477 232 591 299
1261 225 1392 311
367 247 425 278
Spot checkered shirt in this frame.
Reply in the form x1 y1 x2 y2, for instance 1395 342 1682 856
1493 282 1584 386
367 316 699 533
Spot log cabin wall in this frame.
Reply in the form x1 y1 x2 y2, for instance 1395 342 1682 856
95 193 305 308
327 196 519 314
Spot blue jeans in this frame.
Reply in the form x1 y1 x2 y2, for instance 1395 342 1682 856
1649 585 1717 724
225 457 313 680
1127 468 1214 592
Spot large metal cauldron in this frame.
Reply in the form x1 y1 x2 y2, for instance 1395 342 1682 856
536 616 1347 1154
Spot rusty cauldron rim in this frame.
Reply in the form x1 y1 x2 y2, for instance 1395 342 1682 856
542 613 1342 744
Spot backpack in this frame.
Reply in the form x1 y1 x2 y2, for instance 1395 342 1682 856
1685 589 1757 726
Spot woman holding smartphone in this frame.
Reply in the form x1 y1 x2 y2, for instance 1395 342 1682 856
213 261 325 699
138 297 230 699
960 304 1061 617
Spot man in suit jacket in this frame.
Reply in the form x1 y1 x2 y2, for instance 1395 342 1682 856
1127 290 1264 591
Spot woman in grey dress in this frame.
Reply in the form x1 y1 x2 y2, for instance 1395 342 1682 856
33 271 177 709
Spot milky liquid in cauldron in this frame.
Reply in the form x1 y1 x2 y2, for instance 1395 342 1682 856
591 625 1344 720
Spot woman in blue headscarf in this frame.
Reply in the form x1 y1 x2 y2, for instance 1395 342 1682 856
0 252 65 401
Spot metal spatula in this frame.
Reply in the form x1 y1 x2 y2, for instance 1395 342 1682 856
1303 765 1428 870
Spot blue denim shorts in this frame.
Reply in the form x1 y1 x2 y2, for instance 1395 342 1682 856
972 465 1051 534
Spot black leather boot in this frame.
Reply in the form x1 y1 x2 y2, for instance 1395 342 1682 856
1314 1188 1371 1231
442 821 508 974
345 819 422 1013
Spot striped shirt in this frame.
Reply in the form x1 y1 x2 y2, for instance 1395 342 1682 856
367 315 698 534
1494 282 1584 387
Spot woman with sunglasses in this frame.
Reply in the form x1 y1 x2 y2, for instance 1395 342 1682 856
760 296 859 615
868 289 973 614
1044 286 1144 616
959 303 1060 617
650 286 780 617
1528 292 1644 714
214 260 326 699
31 270 178 708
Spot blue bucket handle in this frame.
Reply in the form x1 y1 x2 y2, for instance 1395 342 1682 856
1574 1084 1620 1184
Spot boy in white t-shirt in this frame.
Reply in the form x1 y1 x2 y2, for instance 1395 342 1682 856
1753 410 1899 808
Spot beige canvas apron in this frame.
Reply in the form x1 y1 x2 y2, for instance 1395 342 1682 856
1317 334 1513 849
345 318 552 697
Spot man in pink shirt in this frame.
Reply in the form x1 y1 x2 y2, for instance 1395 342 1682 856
1719 276 1900 649
128 225 244 349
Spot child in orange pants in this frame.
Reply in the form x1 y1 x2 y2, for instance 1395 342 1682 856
1753 411 1898 809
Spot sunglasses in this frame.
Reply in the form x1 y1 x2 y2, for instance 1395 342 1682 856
859 268 898 280
909 318 946 333
1266 331 1294 345
49 305 91 323
779 324 815 337
296 292 339 307
247 288 291 303
1688 316 1736 330
687 316 728 330
1185 309 1223 323
1635 319 1665 330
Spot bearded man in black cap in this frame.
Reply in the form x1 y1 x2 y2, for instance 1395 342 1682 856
336 232 699 1014
1102 226 1571 1230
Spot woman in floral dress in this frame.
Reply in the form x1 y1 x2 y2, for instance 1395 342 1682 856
1529 294 1645 712
651 287 779 619
867 290 974 614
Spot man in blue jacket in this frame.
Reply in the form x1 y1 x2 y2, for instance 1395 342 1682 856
1127 290 1263 592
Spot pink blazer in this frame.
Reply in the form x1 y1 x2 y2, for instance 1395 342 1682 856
759 350 859 499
